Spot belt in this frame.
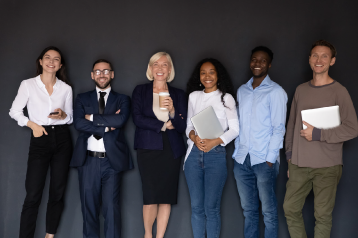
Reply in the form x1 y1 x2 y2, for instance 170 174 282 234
42 124 68 130
87 150 106 158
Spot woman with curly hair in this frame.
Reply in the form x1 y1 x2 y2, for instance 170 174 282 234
184 58 239 238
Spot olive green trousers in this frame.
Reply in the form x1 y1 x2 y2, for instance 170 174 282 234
283 162 342 238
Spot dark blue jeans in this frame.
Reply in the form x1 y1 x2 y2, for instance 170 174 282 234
184 145 227 238
233 154 279 238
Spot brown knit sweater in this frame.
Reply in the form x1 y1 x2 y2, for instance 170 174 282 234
285 80 358 168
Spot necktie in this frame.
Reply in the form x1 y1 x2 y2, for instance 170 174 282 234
94 91 106 140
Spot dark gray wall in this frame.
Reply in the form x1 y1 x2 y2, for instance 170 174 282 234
1 0 358 237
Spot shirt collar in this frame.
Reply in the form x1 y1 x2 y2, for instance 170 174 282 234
202 88 220 95
246 75 272 90
96 86 111 96
35 74 59 89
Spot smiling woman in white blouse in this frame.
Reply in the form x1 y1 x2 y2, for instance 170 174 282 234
9 46 73 238
185 58 239 238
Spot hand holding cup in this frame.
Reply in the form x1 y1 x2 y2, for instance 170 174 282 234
159 92 175 115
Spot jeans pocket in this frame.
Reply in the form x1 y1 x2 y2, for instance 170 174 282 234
32 132 44 139
265 161 274 170
212 146 225 153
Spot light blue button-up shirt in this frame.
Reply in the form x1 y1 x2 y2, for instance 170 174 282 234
232 75 287 166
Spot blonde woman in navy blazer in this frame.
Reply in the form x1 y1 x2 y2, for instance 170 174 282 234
132 52 187 238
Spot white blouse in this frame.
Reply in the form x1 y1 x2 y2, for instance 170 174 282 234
9 75 73 126
185 89 240 162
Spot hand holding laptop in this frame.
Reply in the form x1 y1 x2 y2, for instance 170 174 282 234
300 105 341 142
189 131 223 152
190 106 225 152
300 121 314 141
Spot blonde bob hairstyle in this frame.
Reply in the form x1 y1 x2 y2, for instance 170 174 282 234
146 52 175 82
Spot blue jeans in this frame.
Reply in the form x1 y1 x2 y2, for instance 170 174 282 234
184 145 227 238
233 154 279 238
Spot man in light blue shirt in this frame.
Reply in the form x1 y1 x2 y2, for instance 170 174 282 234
232 46 287 238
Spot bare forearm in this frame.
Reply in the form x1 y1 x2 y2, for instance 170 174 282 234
27 120 37 129
189 130 196 142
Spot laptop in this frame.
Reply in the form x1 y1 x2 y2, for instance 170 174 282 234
301 105 341 130
191 106 224 139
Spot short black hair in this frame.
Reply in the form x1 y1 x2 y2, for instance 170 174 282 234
251 46 274 63
92 59 113 70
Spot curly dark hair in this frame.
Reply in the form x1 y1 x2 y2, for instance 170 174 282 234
186 58 237 107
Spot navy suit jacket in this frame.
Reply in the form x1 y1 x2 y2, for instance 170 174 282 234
70 89 133 172
132 82 187 159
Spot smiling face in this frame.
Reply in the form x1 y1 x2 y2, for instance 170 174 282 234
91 62 114 90
250 51 271 79
151 55 171 82
200 62 218 93
39 50 62 73
309 46 336 75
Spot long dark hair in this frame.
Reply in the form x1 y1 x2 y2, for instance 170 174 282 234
36 46 70 85
187 58 237 107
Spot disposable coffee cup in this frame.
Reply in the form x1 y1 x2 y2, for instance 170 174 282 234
159 92 170 110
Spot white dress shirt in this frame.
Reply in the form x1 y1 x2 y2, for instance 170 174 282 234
9 75 73 126
87 87 111 152
185 89 240 162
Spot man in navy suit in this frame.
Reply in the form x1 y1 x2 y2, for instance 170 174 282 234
70 59 133 238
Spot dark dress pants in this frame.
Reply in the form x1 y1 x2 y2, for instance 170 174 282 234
78 155 122 238
19 125 72 238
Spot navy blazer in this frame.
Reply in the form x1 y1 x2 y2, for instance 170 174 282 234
132 82 187 159
70 89 133 172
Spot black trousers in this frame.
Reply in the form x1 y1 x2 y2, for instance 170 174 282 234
19 125 72 238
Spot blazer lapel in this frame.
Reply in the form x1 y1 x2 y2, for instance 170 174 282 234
146 82 156 118
104 91 115 114
168 84 174 101
90 90 99 114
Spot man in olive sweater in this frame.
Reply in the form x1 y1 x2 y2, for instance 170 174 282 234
283 40 358 238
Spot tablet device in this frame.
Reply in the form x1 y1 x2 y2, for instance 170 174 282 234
191 106 224 139
301 105 341 129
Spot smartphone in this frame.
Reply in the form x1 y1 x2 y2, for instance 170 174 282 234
49 112 59 115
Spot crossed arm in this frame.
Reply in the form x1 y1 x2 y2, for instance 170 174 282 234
73 95 130 137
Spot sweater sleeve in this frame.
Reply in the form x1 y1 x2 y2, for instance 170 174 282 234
285 89 298 160
321 87 358 143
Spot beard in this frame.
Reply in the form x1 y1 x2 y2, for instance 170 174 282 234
252 70 268 79
95 77 112 89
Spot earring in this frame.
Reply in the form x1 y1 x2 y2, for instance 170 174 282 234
218 82 220 85
199 83 201 87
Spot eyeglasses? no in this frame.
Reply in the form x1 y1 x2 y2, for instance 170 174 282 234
93 69 112 75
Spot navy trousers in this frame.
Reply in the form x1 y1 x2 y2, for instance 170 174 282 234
77 155 122 238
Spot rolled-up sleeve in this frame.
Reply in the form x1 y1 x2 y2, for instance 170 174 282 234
9 80 30 127
265 88 288 163
61 87 73 124
219 95 240 145
185 93 196 138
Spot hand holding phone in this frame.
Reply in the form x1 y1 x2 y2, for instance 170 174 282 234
48 109 67 120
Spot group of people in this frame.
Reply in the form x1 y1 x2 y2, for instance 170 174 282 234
9 39 358 238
